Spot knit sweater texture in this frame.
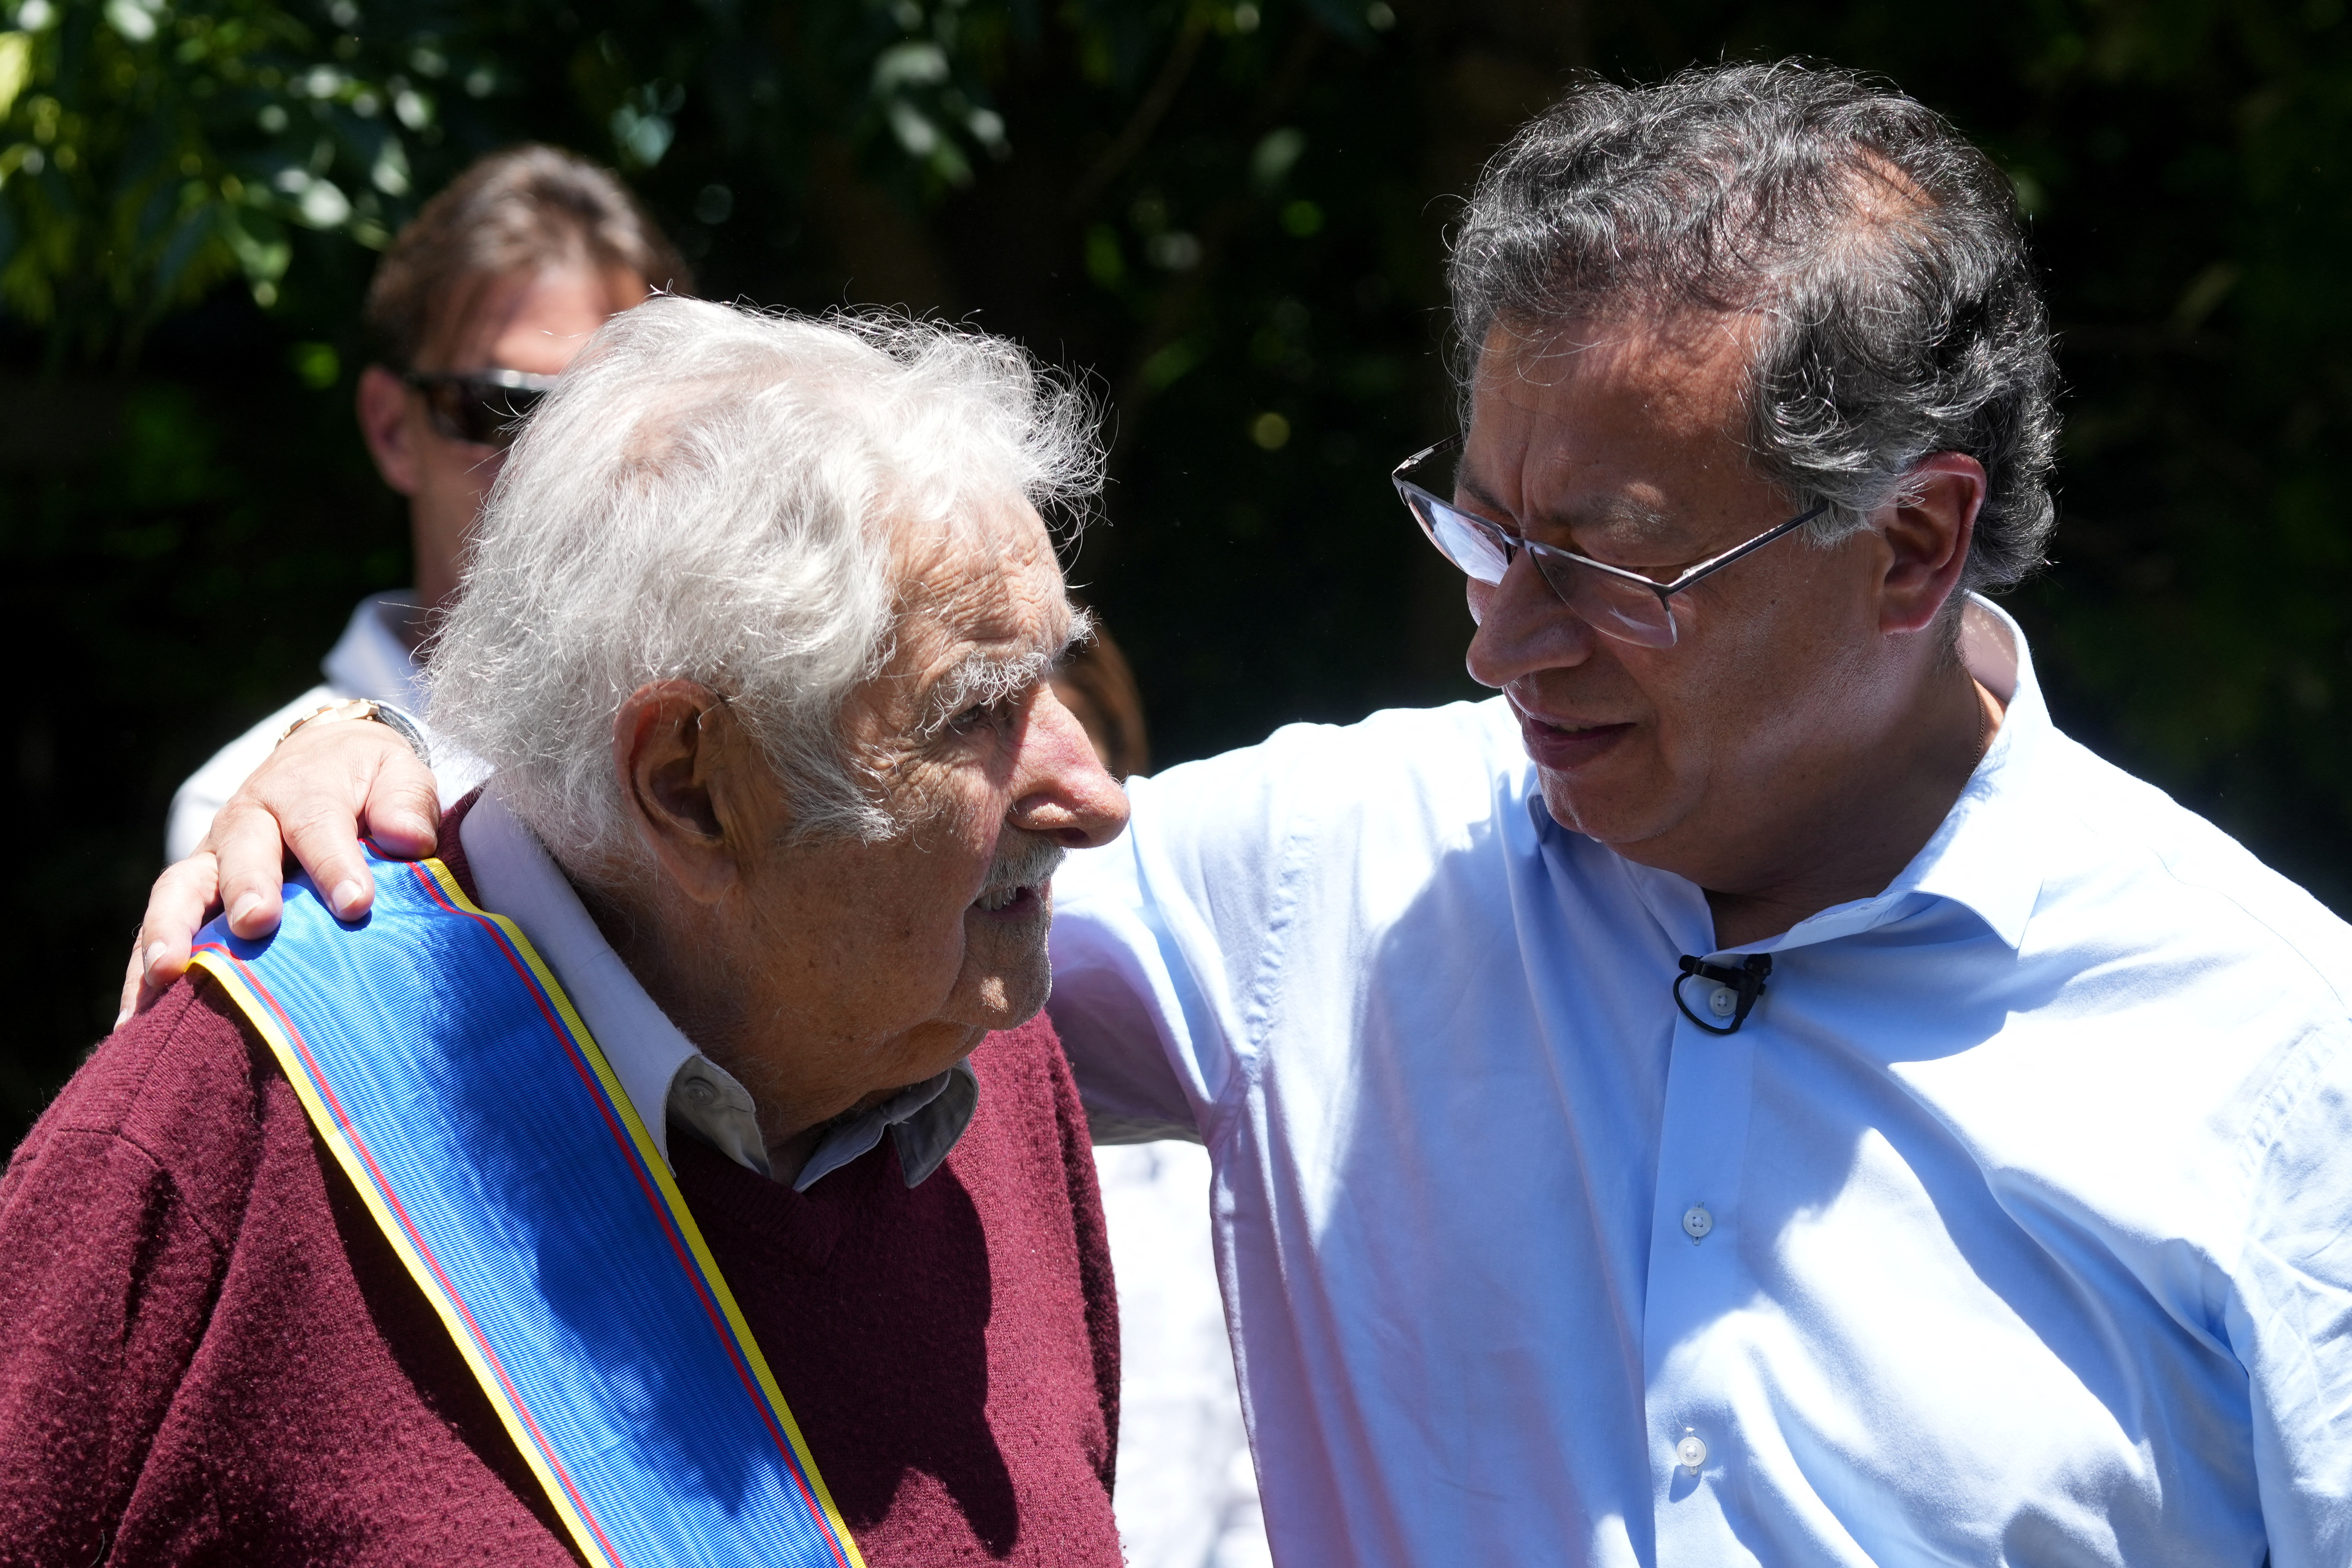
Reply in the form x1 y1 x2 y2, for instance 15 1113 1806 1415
0 823 1121 1567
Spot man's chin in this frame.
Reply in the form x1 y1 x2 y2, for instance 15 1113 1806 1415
1536 769 1671 847
946 946 1053 1032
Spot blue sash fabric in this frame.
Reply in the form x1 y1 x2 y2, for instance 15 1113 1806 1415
191 847 865 1568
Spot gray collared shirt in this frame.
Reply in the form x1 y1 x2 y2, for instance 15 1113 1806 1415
459 789 978 1191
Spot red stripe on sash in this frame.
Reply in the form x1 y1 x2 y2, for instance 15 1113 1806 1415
197 938 632 1568
399 863 850 1563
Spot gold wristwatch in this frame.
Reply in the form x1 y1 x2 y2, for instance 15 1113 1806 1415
274 697 433 766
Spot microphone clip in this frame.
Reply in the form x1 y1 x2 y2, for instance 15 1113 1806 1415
1674 953 1772 1035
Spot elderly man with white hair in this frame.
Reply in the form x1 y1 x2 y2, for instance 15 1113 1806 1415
0 300 1131 1566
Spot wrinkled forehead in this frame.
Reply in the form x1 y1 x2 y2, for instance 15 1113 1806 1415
869 495 1074 709
1471 312 1760 417
1451 315 1795 557
1463 315 1762 496
892 492 1064 614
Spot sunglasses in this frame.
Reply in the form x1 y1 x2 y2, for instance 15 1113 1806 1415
1391 434 1827 649
401 368 559 449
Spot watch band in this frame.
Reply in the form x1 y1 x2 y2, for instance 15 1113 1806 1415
368 702 434 768
275 697 434 768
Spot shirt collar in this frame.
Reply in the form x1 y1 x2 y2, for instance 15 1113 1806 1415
1872 595 2053 952
321 590 429 710
1544 594 2055 958
1750 594 2053 956
456 789 978 1190
795 1064 979 1192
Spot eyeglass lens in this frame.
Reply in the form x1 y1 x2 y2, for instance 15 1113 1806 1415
1401 485 1679 648
421 378 548 448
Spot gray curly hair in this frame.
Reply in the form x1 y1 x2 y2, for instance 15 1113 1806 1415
1448 61 2058 593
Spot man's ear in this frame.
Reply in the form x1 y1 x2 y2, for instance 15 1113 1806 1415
612 682 771 905
357 365 422 497
1876 452 1987 636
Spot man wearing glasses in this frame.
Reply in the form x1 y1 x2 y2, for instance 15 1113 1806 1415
162 144 682 859
128 63 2352 1566
1051 62 2352 1567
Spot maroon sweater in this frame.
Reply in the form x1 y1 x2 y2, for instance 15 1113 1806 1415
0 834 1121 1567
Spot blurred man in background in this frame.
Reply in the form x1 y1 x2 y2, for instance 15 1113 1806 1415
164 144 686 859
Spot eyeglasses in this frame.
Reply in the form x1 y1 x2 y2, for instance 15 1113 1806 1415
401 368 559 448
1392 434 1828 649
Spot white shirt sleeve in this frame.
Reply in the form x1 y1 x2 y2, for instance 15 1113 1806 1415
1048 721 1337 1145
164 685 334 862
2229 1025 2352 1567
1049 707 1509 1147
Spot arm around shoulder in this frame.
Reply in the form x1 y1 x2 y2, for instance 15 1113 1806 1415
129 715 444 1021
163 685 335 863
1046 727 1335 1143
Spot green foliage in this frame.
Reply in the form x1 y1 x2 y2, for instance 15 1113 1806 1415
0 0 1044 355
0 0 499 354
4 0 2352 1144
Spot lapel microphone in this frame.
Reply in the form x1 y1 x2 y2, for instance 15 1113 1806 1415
1674 953 1773 1035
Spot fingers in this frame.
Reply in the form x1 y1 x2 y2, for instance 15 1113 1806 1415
211 795 297 936
270 730 443 922
213 719 439 932
276 796 382 926
119 852 222 1026
359 743 442 860
118 945 142 1028
116 718 444 1028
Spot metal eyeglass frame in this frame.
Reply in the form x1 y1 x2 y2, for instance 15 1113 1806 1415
1392 433 1829 649
400 367 560 448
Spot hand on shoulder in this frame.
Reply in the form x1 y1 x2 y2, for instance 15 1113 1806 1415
121 719 441 1023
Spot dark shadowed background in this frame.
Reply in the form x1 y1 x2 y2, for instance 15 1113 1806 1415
5 0 2348 1142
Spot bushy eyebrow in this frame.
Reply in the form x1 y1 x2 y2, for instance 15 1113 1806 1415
918 606 1093 735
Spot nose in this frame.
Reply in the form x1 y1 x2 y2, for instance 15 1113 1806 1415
1009 684 1131 849
1464 546 1599 690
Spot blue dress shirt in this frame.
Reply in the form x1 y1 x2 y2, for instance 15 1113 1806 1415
1047 600 2352 1566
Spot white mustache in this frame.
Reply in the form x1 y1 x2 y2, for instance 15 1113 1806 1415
975 834 1065 905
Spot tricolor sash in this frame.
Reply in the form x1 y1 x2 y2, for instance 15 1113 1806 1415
191 847 865 1568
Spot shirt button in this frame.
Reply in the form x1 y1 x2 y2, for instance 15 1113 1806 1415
1681 1204 1714 1241
1707 985 1737 1018
1676 1432 1708 1471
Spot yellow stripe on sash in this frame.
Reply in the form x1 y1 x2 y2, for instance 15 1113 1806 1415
194 853 866 1568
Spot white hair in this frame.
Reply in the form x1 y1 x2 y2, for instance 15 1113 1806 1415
424 297 1102 863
